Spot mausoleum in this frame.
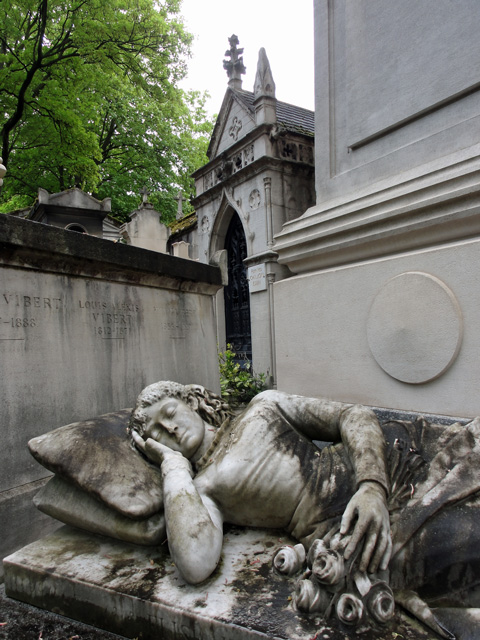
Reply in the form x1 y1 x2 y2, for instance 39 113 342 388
27 187 121 240
180 36 315 381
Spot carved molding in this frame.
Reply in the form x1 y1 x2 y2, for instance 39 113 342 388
278 138 314 165
275 160 480 274
203 143 256 191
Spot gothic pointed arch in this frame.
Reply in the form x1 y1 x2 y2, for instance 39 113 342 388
208 190 252 361
208 188 250 259
223 212 252 360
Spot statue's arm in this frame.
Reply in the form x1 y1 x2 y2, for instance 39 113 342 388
144 438 223 585
336 404 391 572
252 391 391 572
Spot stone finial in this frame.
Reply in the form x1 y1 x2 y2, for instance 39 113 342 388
254 48 276 99
253 48 276 125
223 34 246 90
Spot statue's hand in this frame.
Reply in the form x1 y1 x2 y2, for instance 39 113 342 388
132 431 186 468
340 481 392 573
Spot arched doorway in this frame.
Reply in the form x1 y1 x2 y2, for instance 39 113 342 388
224 213 252 361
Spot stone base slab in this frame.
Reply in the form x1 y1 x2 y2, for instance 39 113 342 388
2 526 450 640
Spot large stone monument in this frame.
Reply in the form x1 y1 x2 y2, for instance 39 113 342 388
4 382 480 638
28 187 115 237
273 0 480 418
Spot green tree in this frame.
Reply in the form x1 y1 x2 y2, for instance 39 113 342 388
0 0 213 221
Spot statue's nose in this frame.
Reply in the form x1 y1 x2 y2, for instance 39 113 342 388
164 422 178 435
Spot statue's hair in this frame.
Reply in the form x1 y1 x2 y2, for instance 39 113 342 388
128 381 232 437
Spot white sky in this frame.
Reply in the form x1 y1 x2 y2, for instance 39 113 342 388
179 0 315 117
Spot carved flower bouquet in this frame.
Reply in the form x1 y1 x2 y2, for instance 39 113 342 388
273 533 395 629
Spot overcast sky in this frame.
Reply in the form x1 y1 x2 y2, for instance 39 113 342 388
179 0 315 117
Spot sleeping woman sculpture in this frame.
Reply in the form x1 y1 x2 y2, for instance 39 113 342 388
29 381 480 638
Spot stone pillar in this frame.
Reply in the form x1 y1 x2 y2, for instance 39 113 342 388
263 177 274 247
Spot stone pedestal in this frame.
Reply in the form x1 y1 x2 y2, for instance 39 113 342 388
4 526 443 640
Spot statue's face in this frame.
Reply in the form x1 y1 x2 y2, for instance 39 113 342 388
143 397 205 459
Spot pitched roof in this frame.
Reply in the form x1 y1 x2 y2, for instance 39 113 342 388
169 212 197 237
234 90 315 136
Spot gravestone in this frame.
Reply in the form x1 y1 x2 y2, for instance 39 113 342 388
120 189 170 252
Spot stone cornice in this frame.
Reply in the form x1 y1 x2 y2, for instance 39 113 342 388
0 215 222 295
274 158 480 273
243 249 279 267
192 155 313 210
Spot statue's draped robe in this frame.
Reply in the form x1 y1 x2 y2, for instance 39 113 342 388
196 397 480 597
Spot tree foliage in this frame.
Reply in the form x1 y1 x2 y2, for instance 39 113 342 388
0 0 214 221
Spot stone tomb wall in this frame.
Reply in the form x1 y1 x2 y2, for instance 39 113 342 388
0 216 222 579
274 238 480 419
273 0 480 419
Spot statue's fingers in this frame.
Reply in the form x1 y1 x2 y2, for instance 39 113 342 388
344 516 367 560
379 532 393 571
368 527 389 573
340 501 355 536
131 430 146 451
359 525 378 572
144 438 169 463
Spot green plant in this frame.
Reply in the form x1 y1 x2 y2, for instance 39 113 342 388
218 344 267 406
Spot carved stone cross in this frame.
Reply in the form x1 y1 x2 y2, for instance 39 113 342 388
223 34 246 90
175 191 186 220
140 187 150 204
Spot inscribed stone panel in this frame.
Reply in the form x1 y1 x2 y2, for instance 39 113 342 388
0 269 219 493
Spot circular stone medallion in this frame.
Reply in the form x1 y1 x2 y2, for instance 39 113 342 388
367 272 463 384
249 189 261 210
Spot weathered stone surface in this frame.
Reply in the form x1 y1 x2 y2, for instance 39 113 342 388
28 409 161 519
0 479 60 582
121 205 170 253
4 526 441 640
0 215 222 572
274 238 480 417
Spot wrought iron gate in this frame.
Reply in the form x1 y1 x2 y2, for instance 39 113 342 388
224 214 252 361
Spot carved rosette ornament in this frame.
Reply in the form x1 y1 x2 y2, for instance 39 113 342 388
249 189 261 210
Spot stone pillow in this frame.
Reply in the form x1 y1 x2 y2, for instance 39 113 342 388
34 475 165 546
28 409 163 520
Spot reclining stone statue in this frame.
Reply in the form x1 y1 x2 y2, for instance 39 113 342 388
29 381 480 638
